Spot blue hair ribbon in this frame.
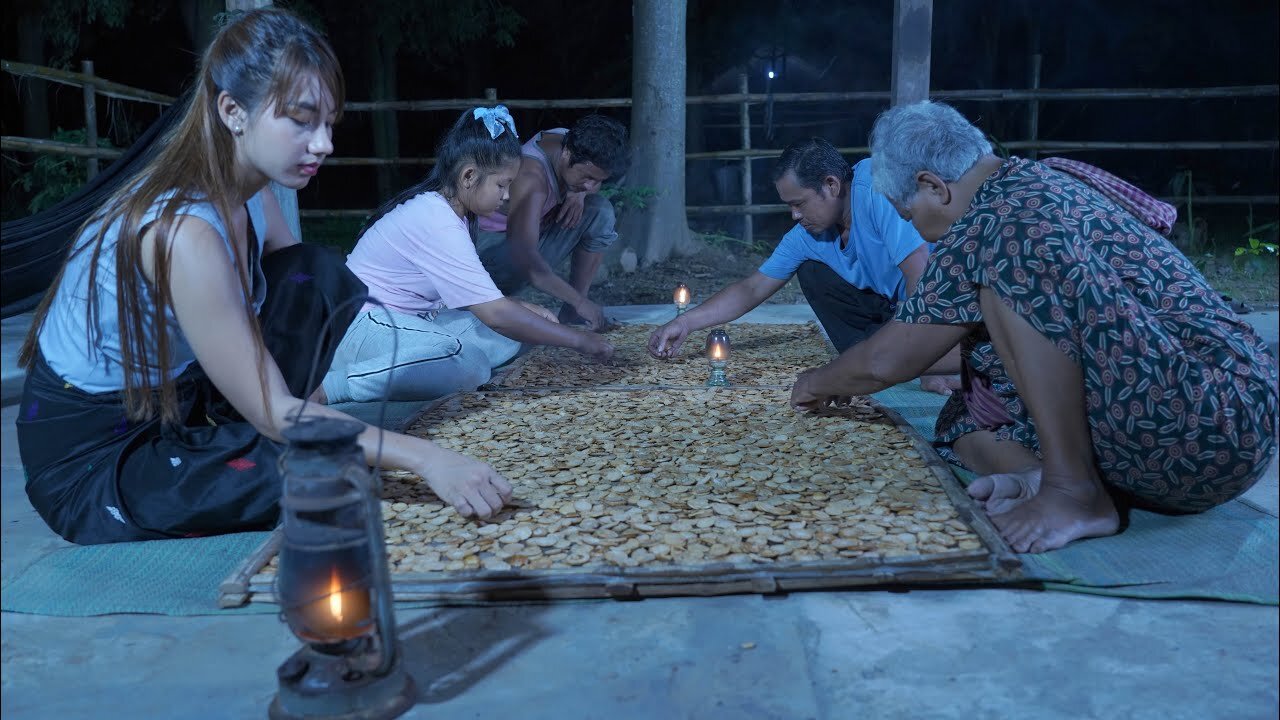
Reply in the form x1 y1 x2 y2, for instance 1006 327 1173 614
473 105 517 140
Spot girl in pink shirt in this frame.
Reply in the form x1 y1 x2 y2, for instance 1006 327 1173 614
323 107 613 403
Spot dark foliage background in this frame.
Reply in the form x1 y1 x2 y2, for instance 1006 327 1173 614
3 0 1276 258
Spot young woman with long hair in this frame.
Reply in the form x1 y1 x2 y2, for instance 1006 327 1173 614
17 8 511 545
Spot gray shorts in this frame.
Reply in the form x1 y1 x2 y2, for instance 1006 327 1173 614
473 193 618 295
322 307 522 403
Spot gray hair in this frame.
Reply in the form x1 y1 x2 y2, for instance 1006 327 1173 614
868 100 992 204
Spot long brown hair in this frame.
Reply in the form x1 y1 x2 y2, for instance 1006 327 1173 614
18 7 344 424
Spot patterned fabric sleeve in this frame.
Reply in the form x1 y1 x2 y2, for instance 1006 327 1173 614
894 213 1000 327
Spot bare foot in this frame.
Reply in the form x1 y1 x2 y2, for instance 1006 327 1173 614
989 472 1119 553
307 385 327 405
920 375 962 396
967 467 1042 515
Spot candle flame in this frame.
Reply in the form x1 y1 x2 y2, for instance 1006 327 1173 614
328 567 344 622
711 344 725 360
674 286 690 304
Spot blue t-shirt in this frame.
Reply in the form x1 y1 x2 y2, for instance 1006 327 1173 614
758 158 925 301
39 191 268 392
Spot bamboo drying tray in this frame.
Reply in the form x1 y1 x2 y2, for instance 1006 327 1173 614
220 386 1019 607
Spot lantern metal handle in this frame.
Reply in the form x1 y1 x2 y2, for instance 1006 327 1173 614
284 293 406 678
293 294 401 474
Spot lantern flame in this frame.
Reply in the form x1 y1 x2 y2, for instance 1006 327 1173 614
711 343 725 360
674 284 690 305
328 568 344 622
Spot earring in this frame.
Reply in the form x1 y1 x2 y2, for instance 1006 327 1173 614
233 125 244 136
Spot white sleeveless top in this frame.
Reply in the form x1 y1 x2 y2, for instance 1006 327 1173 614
39 191 267 392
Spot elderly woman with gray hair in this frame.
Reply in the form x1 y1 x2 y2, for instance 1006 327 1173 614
790 100 1277 553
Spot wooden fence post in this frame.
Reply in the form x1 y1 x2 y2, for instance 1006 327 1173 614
739 73 753 248
81 60 99 180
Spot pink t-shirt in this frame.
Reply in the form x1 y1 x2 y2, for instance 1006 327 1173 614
476 129 566 233
346 191 503 314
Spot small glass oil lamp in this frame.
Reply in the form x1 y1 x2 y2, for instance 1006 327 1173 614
705 327 731 387
673 283 691 316
270 416 415 720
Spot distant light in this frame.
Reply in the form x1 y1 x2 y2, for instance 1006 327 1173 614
767 70 776 79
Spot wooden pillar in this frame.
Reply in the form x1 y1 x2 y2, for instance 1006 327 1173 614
738 73 753 248
81 60 99 180
484 88 497 102
890 0 933 106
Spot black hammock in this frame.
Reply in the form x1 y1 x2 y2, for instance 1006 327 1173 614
1 88 191 318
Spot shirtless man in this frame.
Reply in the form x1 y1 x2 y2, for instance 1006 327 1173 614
473 114 631 331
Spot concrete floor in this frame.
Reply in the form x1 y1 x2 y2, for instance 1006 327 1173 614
3 305 1278 719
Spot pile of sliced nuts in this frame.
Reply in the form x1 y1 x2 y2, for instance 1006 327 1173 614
500 322 833 388
352 388 982 574
255 326 983 583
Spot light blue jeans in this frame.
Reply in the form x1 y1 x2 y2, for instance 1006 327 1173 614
322 308 521 403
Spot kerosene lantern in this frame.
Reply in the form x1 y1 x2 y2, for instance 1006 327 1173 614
270 417 415 720
673 283 691 316
705 327 731 387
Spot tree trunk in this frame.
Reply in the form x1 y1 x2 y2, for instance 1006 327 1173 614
368 30 401 202
16 4 49 140
620 0 698 266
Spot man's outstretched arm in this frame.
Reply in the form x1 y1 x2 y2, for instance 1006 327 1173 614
648 272 787 358
897 245 961 375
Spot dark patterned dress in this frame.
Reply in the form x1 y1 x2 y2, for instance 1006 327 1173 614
897 157 1278 512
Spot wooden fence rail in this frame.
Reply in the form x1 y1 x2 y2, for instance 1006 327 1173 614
1 59 175 104
295 195 1280 221
6 61 1275 108
4 58 1278 229
6 135 1278 167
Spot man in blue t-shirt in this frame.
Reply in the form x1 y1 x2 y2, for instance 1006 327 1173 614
648 137 959 393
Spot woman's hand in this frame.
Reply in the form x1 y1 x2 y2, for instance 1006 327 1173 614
418 449 513 519
575 331 616 362
556 192 587 229
920 374 962 396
